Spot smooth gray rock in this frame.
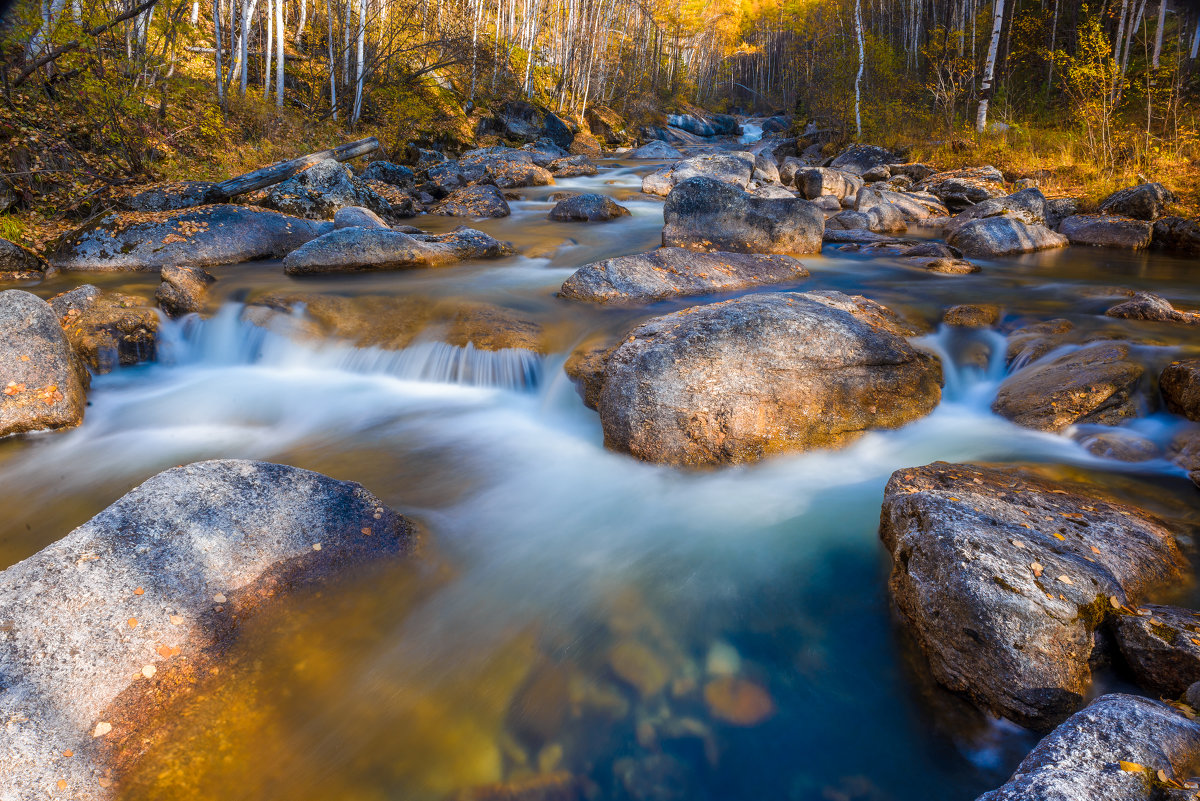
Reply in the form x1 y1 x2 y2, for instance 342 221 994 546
976 695 1200 801
752 153 780 184
946 217 1068 258
629 141 683 160
548 155 598 177
283 226 513 275
0 459 412 801
1107 292 1200 325
48 285 158 373
432 184 512 218
333 205 391 230
1153 216 1200 255
560 247 809 304
0 290 89 437
827 205 906 234
854 187 948 221
913 166 1007 211
597 291 941 465
361 161 416 188
156 265 216 318
881 463 1188 729
1099 182 1176 221
662 177 824 255
992 341 1145 431
116 181 217 212
547 193 630 222
49 205 325 271
828 144 896 176
945 187 1046 235
1060 214 1154 249
794 167 863 201
1044 197 1080 230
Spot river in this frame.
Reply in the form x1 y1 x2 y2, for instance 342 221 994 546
1 128 1198 801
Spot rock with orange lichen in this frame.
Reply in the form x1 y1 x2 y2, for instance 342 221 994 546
703 677 776 726
49 285 158 373
0 289 88 438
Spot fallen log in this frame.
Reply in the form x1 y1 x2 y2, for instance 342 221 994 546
208 136 380 200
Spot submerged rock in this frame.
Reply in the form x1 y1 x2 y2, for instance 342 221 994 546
49 285 158 373
703 677 775 726
0 237 49 281
880 463 1187 729
559 247 809 304
282 226 513 275
1098 182 1175 221
992 341 1144 431
943 304 1001 327
946 217 1068 258
0 459 412 801
1152 216 1200 255
547 193 630 222
1106 292 1200 325
432 184 512 218
976 694 1200 801
50 205 325 271
1060 214 1154 249
0 289 88 438
156 265 216 318
1113 605 1200 696
662 177 824 255
597 291 941 465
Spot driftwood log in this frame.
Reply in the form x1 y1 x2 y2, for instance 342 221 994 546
207 136 380 201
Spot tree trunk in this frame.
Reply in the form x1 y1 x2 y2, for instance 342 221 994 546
350 0 364 123
274 0 284 105
327 0 337 119
210 137 380 199
974 0 1005 134
214 0 225 105
854 0 864 138
295 0 305 48
1152 0 1166 67
264 0 273 94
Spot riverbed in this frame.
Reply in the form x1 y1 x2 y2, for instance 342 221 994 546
2 136 1198 801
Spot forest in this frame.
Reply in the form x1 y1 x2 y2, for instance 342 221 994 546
0 0 1198 242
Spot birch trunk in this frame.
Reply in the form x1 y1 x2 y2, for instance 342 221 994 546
974 0 1005 134
854 0 864 138
274 0 284 104
350 0 365 123
213 0 225 104
1152 0 1166 68
295 0 305 47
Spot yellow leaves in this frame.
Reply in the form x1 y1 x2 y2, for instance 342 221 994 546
34 384 63 406
126 617 138 628
1057 575 1073 585
156 643 180 658
1052 532 1066 541
3 382 25 396
1119 760 1143 772
1110 595 1122 608
1090 545 1101 554
62 750 72 758
1030 562 1044 577
133 587 144 596
56 779 67 791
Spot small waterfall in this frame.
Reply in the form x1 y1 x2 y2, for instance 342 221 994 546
153 304 543 392
739 121 765 144
913 325 1009 406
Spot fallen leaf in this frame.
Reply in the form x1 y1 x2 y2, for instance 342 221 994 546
169 614 184 625
1052 532 1066 540
312 543 322 551
63 750 72 758
133 587 144 596
1090 546 1101 554
1110 596 1121 608
92 721 112 738
57 779 67 790
1057 575 1073 585
126 617 137 628
1119 760 1143 772
1158 769 1169 782
213 593 227 603
141 664 156 679
1030 562 1044 577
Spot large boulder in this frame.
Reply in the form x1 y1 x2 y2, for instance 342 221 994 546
49 205 325 271
880 463 1188 729
975 695 1200 801
585 105 627 145
1060 214 1154 249
1098 182 1175 221
827 206 906 234
548 193 630 222
793 167 862 201
992 341 1144 431
0 236 48 281
1161 359 1200 420
1152 216 1200 255
0 459 412 801
946 217 1068 258
432 184 511 218
854 187 948 221
282 226 513 275
361 160 416 189
0 290 88 437
257 158 395 221
629 141 683 160
559 247 809 304
1113 605 1200 696
459 147 555 188
640 153 755 197
828 144 896 176
548 155 597 177
662 177 824 255
913 166 1007 210
49 285 158 373
595 291 942 465
155 265 216 318
944 187 1047 234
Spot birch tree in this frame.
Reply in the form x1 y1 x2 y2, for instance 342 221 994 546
974 0 1005 133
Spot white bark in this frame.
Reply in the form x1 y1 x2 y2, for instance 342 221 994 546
275 0 284 104
327 0 337 119
854 0 864 138
237 0 258 95
975 0 1005 134
264 0 273 93
1152 0 1166 68
350 0 365 123
25 0 67 61
295 0 306 48
214 0 225 103
190 0 199 24
1193 13 1200 59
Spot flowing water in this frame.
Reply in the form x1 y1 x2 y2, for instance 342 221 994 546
3 127 1200 801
